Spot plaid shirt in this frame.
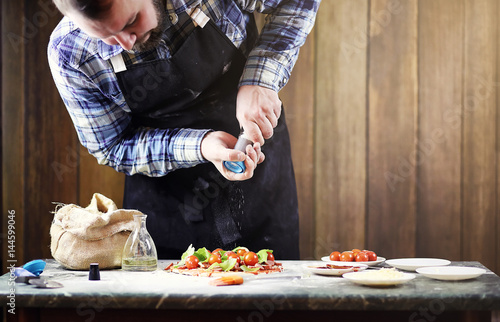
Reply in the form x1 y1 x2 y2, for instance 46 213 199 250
48 0 320 176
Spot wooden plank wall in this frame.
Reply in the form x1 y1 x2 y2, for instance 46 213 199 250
312 0 368 259
24 1 78 262
1 0 125 270
417 0 463 264
2 0 27 269
367 0 418 259
461 0 498 274
0 0 4 271
2 0 500 274
497 0 500 277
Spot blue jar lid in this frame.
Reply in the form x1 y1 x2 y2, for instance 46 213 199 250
23 259 46 276
14 267 36 277
223 160 246 173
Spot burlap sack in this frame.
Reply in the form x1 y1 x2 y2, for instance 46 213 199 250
50 193 141 270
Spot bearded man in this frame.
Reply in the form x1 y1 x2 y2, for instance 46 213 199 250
48 0 320 259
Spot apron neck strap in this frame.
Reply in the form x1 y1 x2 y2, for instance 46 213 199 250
109 53 127 73
186 6 210 28
108 3 210 73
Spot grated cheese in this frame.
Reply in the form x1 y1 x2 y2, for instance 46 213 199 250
351 268 404 280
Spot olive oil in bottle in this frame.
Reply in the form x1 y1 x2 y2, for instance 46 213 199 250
122 214 158 271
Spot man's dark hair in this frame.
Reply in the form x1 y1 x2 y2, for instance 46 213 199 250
53 0 113 20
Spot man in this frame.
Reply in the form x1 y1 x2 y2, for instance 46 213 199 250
48 0 320 259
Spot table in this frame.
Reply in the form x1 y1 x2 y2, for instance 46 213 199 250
2 260 500 321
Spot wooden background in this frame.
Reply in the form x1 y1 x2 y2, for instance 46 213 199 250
2 0 500 274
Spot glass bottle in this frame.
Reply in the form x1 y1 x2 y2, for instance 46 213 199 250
122 214 158 271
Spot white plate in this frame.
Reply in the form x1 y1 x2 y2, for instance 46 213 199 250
416 266 486 281
303 263 368 276
343 271 415 287
385 258 451 271
321 256 386 267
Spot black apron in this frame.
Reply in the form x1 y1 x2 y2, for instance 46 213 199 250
114 7 299 259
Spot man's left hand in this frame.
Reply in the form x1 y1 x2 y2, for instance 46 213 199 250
200 131 265 181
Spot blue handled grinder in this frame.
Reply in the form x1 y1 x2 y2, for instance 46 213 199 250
223 130 253 173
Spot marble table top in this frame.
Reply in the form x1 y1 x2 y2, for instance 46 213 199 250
2 260 500 311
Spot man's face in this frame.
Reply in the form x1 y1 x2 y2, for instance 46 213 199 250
68 0 167 52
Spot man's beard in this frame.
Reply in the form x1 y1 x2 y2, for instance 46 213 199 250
132 0 168 53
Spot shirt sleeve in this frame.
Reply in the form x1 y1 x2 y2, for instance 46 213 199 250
48 45 210 177
237 0 321 92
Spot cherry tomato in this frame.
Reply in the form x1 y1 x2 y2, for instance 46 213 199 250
340 251 354 262
329 251 341 261
355 252 369 262
351 248 362 253
185 255 199 269
236 248 248 257
208 253 221 265
267 252 275 262
225 251 240 264
365 251 377 261
243 251 259 266
212 248 224 255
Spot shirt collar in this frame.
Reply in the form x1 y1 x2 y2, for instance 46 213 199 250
98 42 124 60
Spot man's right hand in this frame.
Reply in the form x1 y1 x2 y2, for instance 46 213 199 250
200 131 265 181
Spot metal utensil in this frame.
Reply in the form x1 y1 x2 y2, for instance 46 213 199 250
244 275 303 282
29 278 63 289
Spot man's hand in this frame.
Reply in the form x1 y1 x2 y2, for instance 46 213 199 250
236 85 282 145
201 131 265 181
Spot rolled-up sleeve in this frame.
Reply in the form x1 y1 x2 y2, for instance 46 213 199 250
48 42 209 177
237 0 321 92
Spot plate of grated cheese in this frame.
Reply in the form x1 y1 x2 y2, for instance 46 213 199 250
343 268 416 287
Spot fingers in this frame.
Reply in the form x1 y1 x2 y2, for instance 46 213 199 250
258 114 276 140
204 129 267 181
221 143 265 181
225 149 246 162
258 152 265 164
248 142 265 164
273 101 282 122
245 144 258 166
238 143 264 177
241 122 265 146
243 105 280 144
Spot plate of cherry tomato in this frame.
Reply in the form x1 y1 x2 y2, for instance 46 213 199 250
322 249 385 267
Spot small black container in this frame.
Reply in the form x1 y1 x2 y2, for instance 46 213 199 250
89 263 100 281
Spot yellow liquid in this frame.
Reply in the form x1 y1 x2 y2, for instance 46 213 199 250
122 258 157 271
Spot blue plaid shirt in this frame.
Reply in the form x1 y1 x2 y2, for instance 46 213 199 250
48 0 320 176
